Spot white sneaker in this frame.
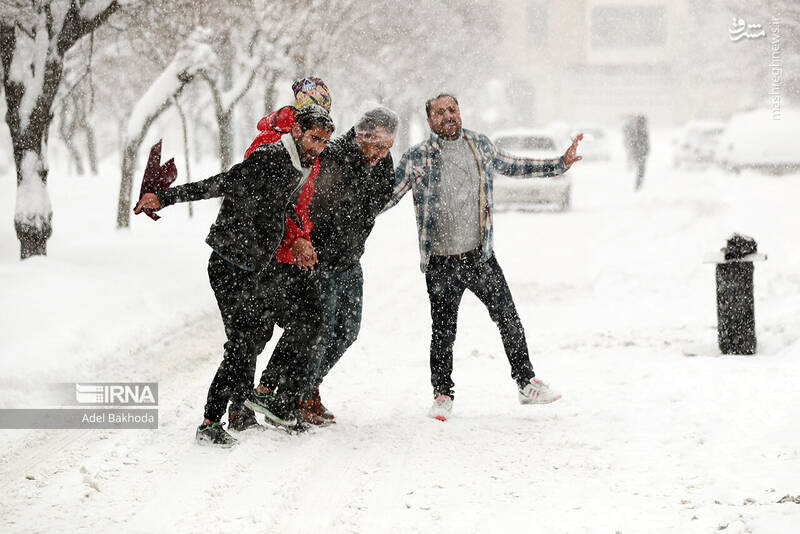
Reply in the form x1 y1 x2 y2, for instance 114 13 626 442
428 395 453 421
518 378 562 405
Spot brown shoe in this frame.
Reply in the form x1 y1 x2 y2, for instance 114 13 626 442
298 399 331 426
312 387 335 421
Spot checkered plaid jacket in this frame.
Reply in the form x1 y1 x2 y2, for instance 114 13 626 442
385 129 567 272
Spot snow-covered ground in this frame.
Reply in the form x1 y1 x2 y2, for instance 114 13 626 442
1 132 799 533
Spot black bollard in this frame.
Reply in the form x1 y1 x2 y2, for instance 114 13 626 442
716 261 755 354
707 234 766 355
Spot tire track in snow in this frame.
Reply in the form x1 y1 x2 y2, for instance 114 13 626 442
0 312 225 531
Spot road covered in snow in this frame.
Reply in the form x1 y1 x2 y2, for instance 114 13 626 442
1 140 799 533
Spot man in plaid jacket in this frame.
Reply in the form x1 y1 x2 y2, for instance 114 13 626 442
385 93 583 420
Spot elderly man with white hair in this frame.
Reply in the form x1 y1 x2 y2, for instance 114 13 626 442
259 106 400 425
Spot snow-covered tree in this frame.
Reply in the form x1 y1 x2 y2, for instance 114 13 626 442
201 29 263 172
116 29 215 228
56 47 100 176
199 0 305 171
1 0 120 258
292 0 498 151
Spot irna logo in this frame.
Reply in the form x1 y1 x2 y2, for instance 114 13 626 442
75 383 158 405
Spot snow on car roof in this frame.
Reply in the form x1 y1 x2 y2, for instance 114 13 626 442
718 108 800 164
683 120 727 132
491 127 557 140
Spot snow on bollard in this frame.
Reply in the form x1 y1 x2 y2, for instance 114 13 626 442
703 234 767 355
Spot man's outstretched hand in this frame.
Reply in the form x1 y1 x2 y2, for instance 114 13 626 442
134 193 162 214
563 133 583 168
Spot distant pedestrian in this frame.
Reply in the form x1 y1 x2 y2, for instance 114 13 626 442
624 114 649 190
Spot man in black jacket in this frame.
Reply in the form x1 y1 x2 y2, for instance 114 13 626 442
282 106 399 423
134 106 334 447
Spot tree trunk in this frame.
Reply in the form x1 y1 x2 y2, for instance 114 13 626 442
117 69 195 228
217 107 233 172
263 70 278 115
174 98 193 218
58 103 85 175
117 145 137 228
15 148 53 259
85 124 99 175
65 139 86 175
1 29 56 259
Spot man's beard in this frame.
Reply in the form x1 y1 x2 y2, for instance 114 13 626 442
363 154 381 167
299 152 315 167
437 121 461 140
294 139 316 168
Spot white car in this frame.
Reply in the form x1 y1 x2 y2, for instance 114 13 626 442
672 120 726 169
716 109 800 174
491 129 571 211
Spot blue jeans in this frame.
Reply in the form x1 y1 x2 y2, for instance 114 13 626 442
309 263 364 394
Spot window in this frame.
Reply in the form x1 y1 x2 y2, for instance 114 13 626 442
527 0 549 47
590 5 666 48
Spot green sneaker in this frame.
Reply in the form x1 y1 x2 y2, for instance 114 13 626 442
244 389 298 428
195 422 237 448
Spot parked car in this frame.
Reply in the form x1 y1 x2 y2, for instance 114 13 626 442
716 109 800 175
672 120 726 169
491 129 571 211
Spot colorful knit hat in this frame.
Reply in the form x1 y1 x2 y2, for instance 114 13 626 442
292 77 332 112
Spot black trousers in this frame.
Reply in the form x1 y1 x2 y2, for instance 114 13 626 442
260 264 361 402
425 252 535 398
204 252 276 422
204 254 322 421
634 156 647 190
258 264 324 403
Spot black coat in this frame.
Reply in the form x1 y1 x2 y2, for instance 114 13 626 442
310 128 395 271
157 143 305 271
